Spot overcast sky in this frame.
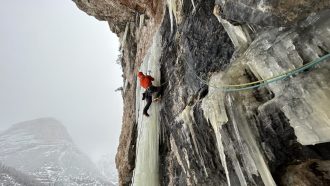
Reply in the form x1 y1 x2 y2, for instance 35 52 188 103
0 0 122 162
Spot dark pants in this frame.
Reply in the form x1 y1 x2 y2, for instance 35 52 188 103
143 85 161 116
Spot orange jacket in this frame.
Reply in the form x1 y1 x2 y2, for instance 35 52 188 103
138 72 154 89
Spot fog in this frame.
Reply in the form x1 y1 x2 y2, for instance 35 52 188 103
0 0 122 162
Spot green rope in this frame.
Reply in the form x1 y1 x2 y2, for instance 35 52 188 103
187 53 330 92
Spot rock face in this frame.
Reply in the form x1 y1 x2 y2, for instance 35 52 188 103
73 0 164 34
281 160 330 186
0 118 111 185
74 0 330 185
215 0 330 26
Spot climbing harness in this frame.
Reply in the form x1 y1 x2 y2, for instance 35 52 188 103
185 53 330 92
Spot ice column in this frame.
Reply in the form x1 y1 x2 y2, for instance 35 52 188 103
132 33 162 186
226 95 276 186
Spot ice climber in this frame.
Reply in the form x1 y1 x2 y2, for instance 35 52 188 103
138 71 161 117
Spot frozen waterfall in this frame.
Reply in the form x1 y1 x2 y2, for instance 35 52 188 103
132 32 162 186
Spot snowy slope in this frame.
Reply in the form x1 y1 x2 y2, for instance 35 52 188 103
0 162 43 186
0 118 113 185
97 154 118 185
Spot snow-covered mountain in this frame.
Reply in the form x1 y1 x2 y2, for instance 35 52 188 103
0 117 113 185
97 154 118 185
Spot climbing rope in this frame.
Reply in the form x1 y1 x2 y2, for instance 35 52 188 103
185 53 330 92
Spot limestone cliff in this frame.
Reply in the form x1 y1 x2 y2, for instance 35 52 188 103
74 0 330 185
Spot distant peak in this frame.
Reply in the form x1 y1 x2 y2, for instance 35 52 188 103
5 117 73 143
12 117 61 126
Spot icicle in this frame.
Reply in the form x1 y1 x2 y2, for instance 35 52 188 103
191 0 196 12
213 5 251 51
139 14 145 29
167 0 175 33
120 23 129 52
176 106 209 177
166 0 196 33
214 127 231 186
201 73 231 186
